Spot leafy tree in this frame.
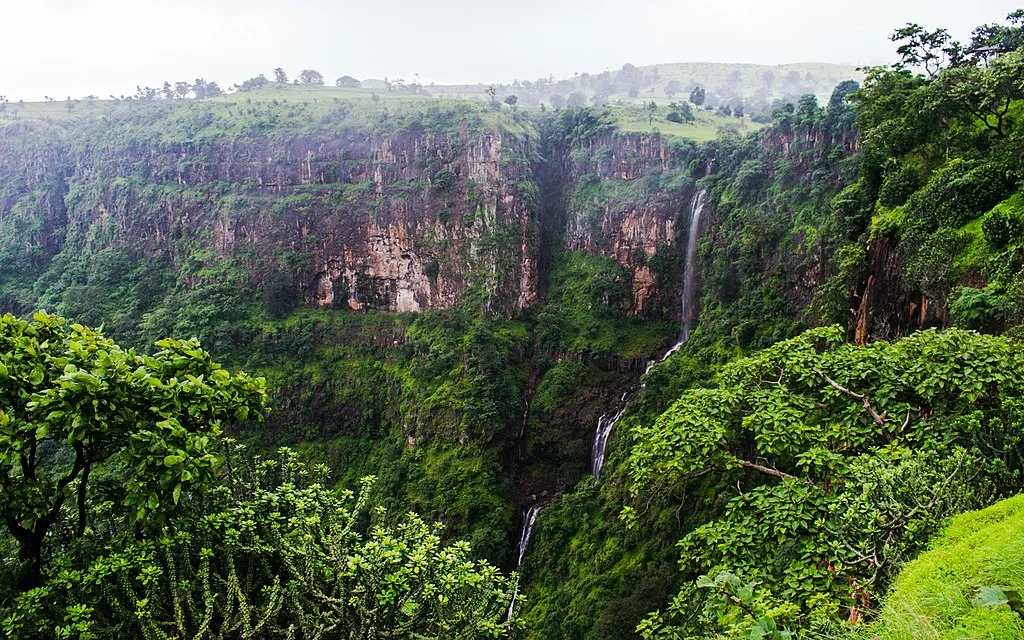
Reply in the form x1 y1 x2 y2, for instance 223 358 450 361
891 23 962 78
689 85 705 106
236 74 269 92
504 94 518 107
192 78 222 99
628 327 1024 637
566 91 588 108
273 67 288 83
666 101 694 123
298 69 324 85
2 448 519 639
664 80 681 97
828 79 860 109
0 313 267 589
173 81 192 99
646 101 658 125
335 74 361 88
933 49 1024 137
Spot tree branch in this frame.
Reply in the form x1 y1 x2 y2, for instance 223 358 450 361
814 369 887 427
740 460 797 481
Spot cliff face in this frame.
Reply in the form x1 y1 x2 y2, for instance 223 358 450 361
1 119 539 316
554 133 696 316
850 236 947 343
1 107 722 325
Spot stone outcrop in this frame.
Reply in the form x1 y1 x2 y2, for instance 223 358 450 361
556 133 695 316
1 121 539 315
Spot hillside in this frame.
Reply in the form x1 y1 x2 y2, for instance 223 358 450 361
1 10 1023 639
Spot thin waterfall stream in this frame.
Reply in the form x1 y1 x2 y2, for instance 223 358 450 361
590 185 708 482
507 503 545 619
512 179 709 619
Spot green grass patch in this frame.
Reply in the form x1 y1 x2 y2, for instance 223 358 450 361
607 104 764 142
863 494 1024 639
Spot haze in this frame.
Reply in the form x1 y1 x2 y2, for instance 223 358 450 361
1 0 1020 101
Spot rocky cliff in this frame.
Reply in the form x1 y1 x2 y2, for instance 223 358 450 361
0 111 541 317
552 133 700 317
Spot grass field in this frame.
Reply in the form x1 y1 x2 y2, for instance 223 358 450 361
851 494 1024 639
608 104 765 141
0 80 769 144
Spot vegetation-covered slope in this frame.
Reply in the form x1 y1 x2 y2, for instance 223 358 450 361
860 494 1024 640
1 10 1024 640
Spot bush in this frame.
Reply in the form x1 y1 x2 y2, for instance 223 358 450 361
982 195 1024 250
907 159 1017 228
949 285 1009 332
877 160 918 208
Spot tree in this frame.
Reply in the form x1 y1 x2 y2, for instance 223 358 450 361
298 69 324 85
828 79 861 109
192 78 222 99
236 74 269 92
629 327 1024 637
891 23 962 78
273 67 288 83
3 448 520 639
173 81 192 99
504 94 519 107
934 49 1024 138
646 100 658 125
666 100 694 123
664 79 682 97
566 91 587 107
689 85 706 106
0 313 267 589
335 74 361 88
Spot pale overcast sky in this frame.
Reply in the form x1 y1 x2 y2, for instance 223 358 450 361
0 0 1020 100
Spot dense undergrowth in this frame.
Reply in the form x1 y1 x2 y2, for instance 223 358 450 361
1 10 1024 639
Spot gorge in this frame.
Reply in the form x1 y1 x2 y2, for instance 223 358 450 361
2 21 1024 636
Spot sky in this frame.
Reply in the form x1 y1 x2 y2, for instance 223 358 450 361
0 0 1020 101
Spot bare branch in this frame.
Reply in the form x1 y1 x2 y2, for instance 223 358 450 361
814 368 887 427
740 459 797 481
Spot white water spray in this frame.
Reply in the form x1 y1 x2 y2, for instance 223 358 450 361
680 188 707 342
507 503 545 619
595 185 709 481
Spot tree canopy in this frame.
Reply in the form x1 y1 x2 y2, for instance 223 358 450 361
0 314 519 638
628 327 1024 638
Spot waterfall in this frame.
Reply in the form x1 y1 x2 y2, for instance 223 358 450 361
594 186 710 482
591 392 628 481
507 503 545 620
518 178 713 616
680 188 707 342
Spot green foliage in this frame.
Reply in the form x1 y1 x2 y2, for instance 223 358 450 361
534 250 675 358
0 312 266 589
905 158 1016 229
981 193 1024 250
2 447 519 639
949 284 1009 332
877 160 919 208
628 326 1024 637
856 494 1024 639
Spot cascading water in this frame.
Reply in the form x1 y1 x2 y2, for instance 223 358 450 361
591 185 709 481
507 503 545 619
591 392 628 481
680 188 708 342
517 174 713 615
